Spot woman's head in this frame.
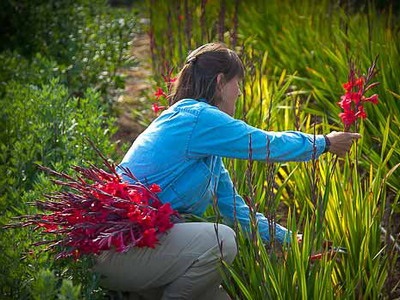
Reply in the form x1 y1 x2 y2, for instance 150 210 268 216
169 43 244 114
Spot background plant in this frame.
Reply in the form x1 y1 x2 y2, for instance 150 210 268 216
0 0 138 298
145 0 400 298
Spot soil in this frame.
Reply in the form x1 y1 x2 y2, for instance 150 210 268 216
111 32 152 149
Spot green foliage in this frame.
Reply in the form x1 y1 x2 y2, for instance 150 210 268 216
0 0 137 98
145 0 241 74
50 8 137 98
0 77 117 298
1 77 116 207
0 1 138 298
146 0 400 298
31 269 58 300
30 268 83 300
58 279 81 300
237 0 400 189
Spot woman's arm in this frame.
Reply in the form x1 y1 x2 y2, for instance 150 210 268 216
215 160 291 244
188 106 326 162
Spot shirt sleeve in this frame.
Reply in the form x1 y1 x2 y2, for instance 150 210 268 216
215 160 291 244
188 106 326 162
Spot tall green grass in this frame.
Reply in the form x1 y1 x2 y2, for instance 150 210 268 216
145 0 399 298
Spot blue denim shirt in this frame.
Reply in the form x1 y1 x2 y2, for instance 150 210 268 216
118 99 326 243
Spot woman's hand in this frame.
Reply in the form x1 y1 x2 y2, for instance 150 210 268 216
325 131 361 157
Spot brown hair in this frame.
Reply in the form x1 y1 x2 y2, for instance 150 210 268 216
169 43 244 106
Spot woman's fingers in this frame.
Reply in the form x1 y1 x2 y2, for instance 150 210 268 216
347 132 362 140
325 131 361 156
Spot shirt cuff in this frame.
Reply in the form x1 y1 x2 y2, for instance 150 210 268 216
323 135 331 153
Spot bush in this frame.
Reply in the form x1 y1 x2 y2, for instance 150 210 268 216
0 0 137 98
0 1 138 297
0 75 118 297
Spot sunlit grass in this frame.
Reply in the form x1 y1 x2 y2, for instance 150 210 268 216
146 0 399 297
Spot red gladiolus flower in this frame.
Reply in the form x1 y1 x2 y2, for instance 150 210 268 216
154 87 167 100
338 110 358 128
152 103 166 114
149 183 162 193
161 66 176 91
150 68 175 117
363 94 379 104
338 57 379 131
137 228 158 248
338 96 352 110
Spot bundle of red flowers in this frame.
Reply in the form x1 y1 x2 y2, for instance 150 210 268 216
11 157 178 259
338 57 379 131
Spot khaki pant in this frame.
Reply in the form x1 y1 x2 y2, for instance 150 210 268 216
93 222 237 300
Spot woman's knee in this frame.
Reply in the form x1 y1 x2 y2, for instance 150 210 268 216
215 224 237 264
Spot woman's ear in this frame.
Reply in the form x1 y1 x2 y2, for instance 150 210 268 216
216 73 225 90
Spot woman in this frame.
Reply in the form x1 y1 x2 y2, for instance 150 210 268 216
94 43 360 299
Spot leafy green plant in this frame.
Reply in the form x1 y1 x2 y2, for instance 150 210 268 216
0 0 137 100
31 269 58 300
29 268 84 300
0 1 137 295
0 77 118 297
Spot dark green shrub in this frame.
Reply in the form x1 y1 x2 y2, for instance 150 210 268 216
0 0 138 297
0 67 118 299
0 0 137 99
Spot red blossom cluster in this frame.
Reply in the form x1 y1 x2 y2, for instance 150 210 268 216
8 157 178 259
152 65 176 114
338 58 379 131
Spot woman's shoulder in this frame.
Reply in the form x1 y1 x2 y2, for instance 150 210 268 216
171 98 219 115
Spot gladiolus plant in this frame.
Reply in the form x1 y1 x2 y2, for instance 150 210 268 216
151 66 176 115
338 57 379 131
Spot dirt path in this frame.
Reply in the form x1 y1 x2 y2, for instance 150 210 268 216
112 32 153 149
